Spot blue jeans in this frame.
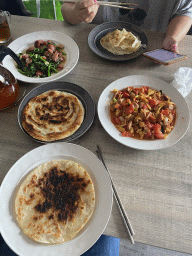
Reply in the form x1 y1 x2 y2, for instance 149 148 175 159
0 233 120 256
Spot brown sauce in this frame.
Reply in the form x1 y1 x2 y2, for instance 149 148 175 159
0 80 20 109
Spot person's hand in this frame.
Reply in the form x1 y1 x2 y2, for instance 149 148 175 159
72 0 99 23
162 36 178 53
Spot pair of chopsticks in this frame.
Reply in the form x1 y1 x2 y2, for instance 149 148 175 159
96 145 135 244
63 0 138 10
95 1 137 10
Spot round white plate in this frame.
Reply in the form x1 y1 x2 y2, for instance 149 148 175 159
2 31 79 83
0 143 113 256
97 75 190 150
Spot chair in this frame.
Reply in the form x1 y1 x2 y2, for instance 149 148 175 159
0 0 33 16
23 0 64 20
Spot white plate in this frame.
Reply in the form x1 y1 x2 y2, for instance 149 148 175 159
2 31 79 83
0 143 113 256
97 75 190 150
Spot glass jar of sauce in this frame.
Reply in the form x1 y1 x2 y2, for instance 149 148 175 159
0 65 20 110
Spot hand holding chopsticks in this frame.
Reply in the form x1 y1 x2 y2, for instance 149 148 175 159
96 145 135 244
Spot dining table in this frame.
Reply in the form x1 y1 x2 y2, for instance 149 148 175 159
1 15 192 255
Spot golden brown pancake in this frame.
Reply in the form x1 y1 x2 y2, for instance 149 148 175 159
22 90 84 142
100 28 142 55
14 159 95 244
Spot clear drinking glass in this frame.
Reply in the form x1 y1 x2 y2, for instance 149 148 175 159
0 10 11 44
0 65 20 110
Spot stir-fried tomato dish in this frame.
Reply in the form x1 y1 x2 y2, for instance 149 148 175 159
110 86 176 140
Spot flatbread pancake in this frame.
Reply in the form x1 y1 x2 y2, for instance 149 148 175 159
100 28 142 55
22 90 84 142
14 159 95 244
107 28 128 47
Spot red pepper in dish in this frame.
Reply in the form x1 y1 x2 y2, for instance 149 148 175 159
110 86 176 140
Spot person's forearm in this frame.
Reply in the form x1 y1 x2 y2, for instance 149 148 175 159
61 4 82 25
165 15 192 42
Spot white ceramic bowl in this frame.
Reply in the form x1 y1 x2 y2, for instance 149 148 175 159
98 75 190 150
3 31 79 83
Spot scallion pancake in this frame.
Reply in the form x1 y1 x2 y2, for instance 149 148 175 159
22 90 84 142
14 159 95 244
100 28 142 55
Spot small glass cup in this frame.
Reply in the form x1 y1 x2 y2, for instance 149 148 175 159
0 10 11 44
0 65 20 110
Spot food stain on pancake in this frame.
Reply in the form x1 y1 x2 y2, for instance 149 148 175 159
14 159 95 244
22 90 84 142
100 28 142 55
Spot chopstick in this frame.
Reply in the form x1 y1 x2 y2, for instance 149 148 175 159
63 0 137 9
97 3 135 9
97 1 137 9
96 145 135 244
98 1 137 6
